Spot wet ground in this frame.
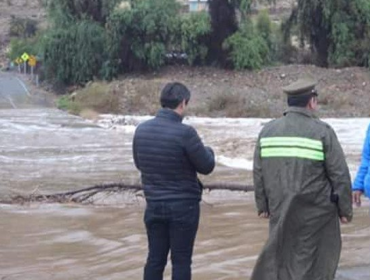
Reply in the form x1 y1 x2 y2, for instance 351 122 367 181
1 73 369 279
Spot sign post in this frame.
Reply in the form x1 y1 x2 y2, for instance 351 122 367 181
28 55 37 79
15 58 23 73
21 53 30 74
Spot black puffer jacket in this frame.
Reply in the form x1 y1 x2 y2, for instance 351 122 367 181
133 109 215 201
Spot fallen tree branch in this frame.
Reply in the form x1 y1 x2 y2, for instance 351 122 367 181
0 183 255 205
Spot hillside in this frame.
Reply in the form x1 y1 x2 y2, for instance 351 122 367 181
0 0 45 66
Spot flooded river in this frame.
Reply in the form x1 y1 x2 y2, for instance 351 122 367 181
1 106 370 279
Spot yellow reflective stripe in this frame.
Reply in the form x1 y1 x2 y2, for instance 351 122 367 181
260 137 323 151
261 147 324 161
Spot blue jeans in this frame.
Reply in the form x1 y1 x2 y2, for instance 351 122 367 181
143 200 200 280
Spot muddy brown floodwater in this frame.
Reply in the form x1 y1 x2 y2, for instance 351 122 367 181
1 109 370 279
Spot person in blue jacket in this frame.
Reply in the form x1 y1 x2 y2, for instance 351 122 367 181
133 82 215 280
353 125 370 206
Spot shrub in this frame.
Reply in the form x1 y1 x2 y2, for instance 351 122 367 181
41 20 106 85
57 95 82 114
57 95 73 110
177 12 211 65
106 0 180 74
47 0 121 26
7 36 41 61
328 5 370 67
284 0 370 67
73 82 120 114
256 10 272 43
40 0 121 84
256 9 286 64
57 82 120 115
224 24 269 70
205 90 272 117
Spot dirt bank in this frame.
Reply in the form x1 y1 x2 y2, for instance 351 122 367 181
90 64 370 118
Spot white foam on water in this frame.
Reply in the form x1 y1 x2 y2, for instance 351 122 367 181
217 156 253 170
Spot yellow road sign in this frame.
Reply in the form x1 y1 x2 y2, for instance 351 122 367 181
15 57 23 64
28 55 37 67
21 52 30 61
28 59 36 67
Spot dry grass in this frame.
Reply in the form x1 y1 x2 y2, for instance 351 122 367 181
65 82 120 115
318 89 354 112
63 79 164 116
207 91 248 117
79 109 100 121
60 65 370 119
118 79 162 115
191 90 272 118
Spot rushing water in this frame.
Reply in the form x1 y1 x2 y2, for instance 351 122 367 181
1 108 370 279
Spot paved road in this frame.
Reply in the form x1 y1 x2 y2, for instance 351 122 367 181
0 72 53 108
0 72 30 109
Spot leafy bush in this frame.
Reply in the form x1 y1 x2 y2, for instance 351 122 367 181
57 82 120 114
7 36 41 61
41 20 106 85
57 95 74 111
256 10 272 43
177 12 211 65
256 9 286 64
73 82 120 114
284 0 370 67
106 0 180 74
224 24 269 70
328 2 370 67
47 0 121 26
57 96 82 114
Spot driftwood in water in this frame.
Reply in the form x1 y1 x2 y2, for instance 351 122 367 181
3 183 254 205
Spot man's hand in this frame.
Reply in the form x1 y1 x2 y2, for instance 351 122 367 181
353 190 363 207
340 217 349 224
259 212 270 219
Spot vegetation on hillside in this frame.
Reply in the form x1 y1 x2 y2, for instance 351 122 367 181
283 0 370 67
6 0 370 87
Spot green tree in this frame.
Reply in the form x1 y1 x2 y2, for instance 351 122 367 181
39 0 120 84
256 10 272 43
207 0 238 67
42 20 106 84
177 12 211 66
105 0 180 73
283 0 370 67
7 36 41 61
224 23 269 70
47 0 120 26
329 1 370 67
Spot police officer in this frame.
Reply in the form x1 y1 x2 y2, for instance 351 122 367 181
251 79 353 280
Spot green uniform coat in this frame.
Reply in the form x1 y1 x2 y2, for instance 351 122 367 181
252 107 353 280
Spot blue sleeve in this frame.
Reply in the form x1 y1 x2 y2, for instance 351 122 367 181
132 124 142 171
353 125 370 191
184 126 215 175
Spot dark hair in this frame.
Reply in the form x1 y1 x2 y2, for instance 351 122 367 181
160 82 191 109
287 94 315 107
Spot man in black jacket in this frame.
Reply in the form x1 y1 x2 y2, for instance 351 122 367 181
133 82 215 280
